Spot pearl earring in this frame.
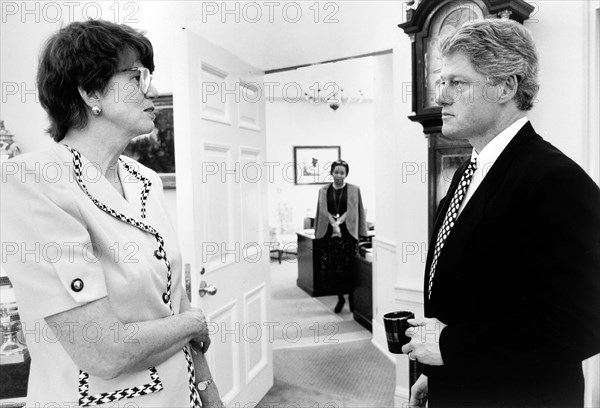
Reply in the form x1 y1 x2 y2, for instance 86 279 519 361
91 106 102 116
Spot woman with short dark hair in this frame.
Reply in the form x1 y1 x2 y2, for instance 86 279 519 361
1 20 222 407
313 160 368 313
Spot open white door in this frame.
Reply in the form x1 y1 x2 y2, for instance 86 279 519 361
173 28 272 405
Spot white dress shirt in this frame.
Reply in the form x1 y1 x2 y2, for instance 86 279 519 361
458 117 529 216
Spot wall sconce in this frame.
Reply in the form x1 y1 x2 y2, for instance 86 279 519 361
303 86 364 112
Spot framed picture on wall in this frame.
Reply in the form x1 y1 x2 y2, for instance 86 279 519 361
123 94 176 188
293 145 341 185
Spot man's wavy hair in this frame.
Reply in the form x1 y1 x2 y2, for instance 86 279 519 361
37 19 155 142
440 18 539 111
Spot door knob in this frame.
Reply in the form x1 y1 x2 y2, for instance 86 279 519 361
198 280 217 297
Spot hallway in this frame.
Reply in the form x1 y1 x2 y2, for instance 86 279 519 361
257 257 395 407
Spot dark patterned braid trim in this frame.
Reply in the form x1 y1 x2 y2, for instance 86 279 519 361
120 159 152 219
78 367 163 407
65 146 201 408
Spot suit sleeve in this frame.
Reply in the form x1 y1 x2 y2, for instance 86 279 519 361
439 164 600 374
0 166 107 322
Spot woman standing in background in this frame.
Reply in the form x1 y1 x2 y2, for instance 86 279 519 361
314 160 368 313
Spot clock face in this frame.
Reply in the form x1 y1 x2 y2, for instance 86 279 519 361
423 1 485 108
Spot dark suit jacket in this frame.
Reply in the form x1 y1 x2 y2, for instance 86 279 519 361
423 122 600 408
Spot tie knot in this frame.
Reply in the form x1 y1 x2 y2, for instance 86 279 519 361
461 157 478 182
469 156 478 168
466 157 478 174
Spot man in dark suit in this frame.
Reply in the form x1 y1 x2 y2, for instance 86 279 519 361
401 18 600 408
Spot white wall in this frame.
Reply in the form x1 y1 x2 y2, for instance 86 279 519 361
371 50 425 404
372 31 430 405
526 1 593 168
265 57 376 232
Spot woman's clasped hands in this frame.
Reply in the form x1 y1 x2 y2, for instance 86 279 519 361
186 307 212 354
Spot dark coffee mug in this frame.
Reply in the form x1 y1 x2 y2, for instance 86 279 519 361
383 311 415 354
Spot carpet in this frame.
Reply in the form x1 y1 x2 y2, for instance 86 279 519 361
260 260 395 407
258 339 395 408
270 259 371 349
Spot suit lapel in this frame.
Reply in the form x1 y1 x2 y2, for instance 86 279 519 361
429 122 537 291
424 159 469 276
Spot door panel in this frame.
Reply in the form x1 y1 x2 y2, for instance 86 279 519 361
203 143 234 263
173 28 272 406
243 284 268 382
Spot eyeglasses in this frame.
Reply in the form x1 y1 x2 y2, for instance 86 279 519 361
121 67 153 95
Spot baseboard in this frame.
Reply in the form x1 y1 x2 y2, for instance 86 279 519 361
395 385 410 407
371 336 397 364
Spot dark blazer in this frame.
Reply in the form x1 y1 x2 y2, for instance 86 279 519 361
423 122 600 408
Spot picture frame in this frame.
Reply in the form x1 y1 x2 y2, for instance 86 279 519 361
293 146 341 185
124 94 176 188
428 140 471 235
435 148 472 209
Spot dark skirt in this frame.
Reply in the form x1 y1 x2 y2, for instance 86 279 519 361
319 224 358 293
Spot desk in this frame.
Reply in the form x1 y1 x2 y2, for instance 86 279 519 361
297 231 374 331
0 361 29 401
351 246 373 331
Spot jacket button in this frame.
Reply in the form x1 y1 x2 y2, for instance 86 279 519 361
162 293 170 304
154 250 162 260
71 279 84 292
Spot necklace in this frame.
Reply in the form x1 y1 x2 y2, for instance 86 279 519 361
333 185 345 219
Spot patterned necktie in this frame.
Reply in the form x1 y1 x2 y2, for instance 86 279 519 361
428 157 478 299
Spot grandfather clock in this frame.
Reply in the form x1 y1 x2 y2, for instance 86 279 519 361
398 0 535 388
